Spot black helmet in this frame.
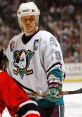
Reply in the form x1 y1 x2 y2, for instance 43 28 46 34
0 49 8 71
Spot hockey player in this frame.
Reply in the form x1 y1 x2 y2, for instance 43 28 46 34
0 49 41 117
6 2 65 117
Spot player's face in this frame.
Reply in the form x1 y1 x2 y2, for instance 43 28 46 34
21 15 37 35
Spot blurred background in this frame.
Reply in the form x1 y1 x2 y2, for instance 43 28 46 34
0 0 82 63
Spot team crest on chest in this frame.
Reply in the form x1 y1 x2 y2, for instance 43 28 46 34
13 49 34 78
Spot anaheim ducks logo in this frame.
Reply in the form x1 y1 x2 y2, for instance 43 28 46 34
13 50 34 78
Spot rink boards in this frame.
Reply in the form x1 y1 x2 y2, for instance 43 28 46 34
64 63 82 82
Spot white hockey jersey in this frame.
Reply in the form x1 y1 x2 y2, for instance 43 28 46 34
6 30 65 94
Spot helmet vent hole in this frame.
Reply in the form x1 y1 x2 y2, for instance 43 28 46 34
32 9 35 12
23 9 29 12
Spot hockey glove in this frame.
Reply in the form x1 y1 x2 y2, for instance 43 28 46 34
47 84 62 102
47 68 63 102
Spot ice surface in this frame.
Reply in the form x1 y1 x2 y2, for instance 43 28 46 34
63 82 82 117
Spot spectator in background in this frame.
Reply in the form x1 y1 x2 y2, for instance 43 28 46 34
0 0 82 62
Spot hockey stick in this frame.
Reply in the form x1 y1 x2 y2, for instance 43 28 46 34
13 78 82 97
28 88 82 98
57 88 82 96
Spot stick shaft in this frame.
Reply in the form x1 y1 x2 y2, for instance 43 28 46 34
28 88 82 98
14 78 82 97
59 88 82 96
